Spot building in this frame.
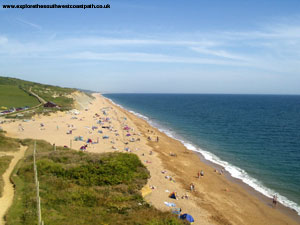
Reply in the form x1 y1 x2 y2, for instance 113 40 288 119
44 102 58 108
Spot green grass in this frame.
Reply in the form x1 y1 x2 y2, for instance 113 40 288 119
0 76 85 116
0 130 20 152
0 155 13 197
6 139 186 225
0 85 39 109
30 85 75 110
0 130 20 196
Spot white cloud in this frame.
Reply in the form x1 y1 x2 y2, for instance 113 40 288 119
17 18 42 30
0 36 8 45
56 37 218 48
190 47 247 61
1 19 300 74
63 51 249 66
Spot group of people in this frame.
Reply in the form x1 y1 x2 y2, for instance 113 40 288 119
197 170 204 178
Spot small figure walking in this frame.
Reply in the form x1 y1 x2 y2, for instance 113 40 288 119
156 136 159 142
18 124 24 132
273 194 278 207
197 171 200 178
190 183 195 192
200 170 204 177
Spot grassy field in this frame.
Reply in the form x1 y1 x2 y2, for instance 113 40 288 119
0 131 20 152
30 84 75 110
0 130 20 196
6 139 186 225
0 85 39 109
0 155 13 197
0 77 76 111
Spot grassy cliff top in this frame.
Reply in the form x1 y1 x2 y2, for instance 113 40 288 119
4 138 186 225
0 76 77 110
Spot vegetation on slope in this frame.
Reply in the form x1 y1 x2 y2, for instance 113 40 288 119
0 76 81 116
0 155 13 197
0 130 20 152
5 139 186 225
0 130 19 196
0 85 39 108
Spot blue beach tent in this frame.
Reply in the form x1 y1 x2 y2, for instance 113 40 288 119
179 213 194 223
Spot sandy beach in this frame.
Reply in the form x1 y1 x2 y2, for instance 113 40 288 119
1 93 299 225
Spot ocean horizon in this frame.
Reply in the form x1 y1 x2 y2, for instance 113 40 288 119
103 93 300 215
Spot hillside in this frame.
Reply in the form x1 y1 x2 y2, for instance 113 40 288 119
0 85 39 109
0 77 88 117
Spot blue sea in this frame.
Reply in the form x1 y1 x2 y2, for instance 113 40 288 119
104 94 300 214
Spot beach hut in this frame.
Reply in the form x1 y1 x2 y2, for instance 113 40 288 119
44 102 58 108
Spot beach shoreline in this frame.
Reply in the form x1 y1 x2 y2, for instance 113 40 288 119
1 93 299 225
105 94 300 224
195 152 300 223
105 94 300 221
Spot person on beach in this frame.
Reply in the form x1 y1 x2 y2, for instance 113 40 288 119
200 170 204 176
18 124 24 131
182 193 189 199
197 171 200 178
190 183 195 192
273 194 278 207
156 136 159 142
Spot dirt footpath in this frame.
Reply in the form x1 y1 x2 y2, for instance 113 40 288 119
0 146 26 225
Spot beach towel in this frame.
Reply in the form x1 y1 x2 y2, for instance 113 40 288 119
172 208 181 215
164 202 176 207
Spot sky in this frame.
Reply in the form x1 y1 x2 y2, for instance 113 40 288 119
1 0 300 94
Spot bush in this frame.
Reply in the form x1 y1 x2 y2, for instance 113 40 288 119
6 140 185 225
